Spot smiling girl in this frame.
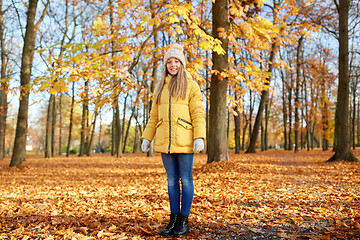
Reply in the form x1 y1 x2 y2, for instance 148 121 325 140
141 44 206 237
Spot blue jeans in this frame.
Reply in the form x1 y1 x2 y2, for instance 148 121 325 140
161 153 194 216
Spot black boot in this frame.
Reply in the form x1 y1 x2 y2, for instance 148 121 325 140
160 213 179 236
173 214 189 237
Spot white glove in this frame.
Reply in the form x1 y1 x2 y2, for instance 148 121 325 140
141 139 150 152
193 138 204 153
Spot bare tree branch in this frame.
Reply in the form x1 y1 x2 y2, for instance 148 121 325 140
10 0 24 39
35 0 50 29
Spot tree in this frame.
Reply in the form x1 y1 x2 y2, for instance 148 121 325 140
10 0 40 167
0 0 8 160
66 82 75 156
43 0 78 158
79 79 89 157
328 0 358 162
246 43 276 153
243 0 283 153
146 0 158 157
45 93 54 158
294 35 304 153
207 0 229 163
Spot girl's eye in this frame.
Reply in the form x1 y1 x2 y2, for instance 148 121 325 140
167 59 179 65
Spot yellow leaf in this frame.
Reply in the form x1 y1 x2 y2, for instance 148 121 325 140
92 17 104 31
49 88 57 95
213 44 225 55
166 15 180 23
199 40 212 50
108 225 117 231
141 15 149 23
249 227 262 233
149 18 155 26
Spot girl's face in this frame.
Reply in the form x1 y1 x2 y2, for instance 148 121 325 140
166 57 181 76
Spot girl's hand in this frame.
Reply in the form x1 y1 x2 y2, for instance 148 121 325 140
193 138 204 153
141 139 151 152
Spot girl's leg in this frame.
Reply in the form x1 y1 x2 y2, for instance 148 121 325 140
161 153 180 214
177 153 194 216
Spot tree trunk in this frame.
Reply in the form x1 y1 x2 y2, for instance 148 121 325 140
322 88 329 151
310 80 316 150
79 102 86 156
246 43 276 153
300 79 306 150
123 108 134 153
248 90 253 141
133 124 141 153
264 97 270 150
233 53 241 154
332 108 337 151
96 111 102 153
66 81 75 156
115 101 122 158
111 108 115 155
0 0 7 160
294 36 303 153
320 62 329 151
357 100 360 146
288 66 293 151
45 94 54 158
79 81 88 157
86 111 98 156
227 88 230 144
146 84 155 157
207 0 229 163
242 117 248 151
111 109 115 156
146 0 158 157
261 118 264 151
10 0 39 167
51 93 56 155
59 94 62 155
352 87 356 149
120 94 128 153
234 105 240 154
206 60 210 153
109 0 116 156
328 0 358 162
281 69 288 150
303 71 310 151
310 120 315 149
300 120 303 150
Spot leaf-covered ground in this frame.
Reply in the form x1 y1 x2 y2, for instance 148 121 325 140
0 149 359 239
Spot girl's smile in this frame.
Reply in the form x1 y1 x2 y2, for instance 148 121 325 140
166 57 181 76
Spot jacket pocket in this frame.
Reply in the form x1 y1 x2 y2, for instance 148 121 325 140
154 118 166 147
175 118 193 147
156 118 163 128
177 118 193 130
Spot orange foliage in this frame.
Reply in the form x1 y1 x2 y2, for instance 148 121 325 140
0 150 359 239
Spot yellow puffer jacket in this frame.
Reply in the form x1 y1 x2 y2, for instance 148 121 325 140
142 74 206 153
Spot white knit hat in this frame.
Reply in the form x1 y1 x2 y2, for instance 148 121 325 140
164 44 186 68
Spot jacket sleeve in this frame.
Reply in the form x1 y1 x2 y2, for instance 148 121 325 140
189 81 206 140
141 94 159 142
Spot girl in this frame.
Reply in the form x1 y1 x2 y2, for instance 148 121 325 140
141 44 206 237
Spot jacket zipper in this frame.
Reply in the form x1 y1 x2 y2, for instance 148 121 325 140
168 93 172 154
178 118 193 126
156 118 163 128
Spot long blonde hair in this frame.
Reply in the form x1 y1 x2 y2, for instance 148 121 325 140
155 63 188 104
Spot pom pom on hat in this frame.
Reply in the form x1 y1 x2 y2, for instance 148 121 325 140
171 43 184 52
164 43 186 68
